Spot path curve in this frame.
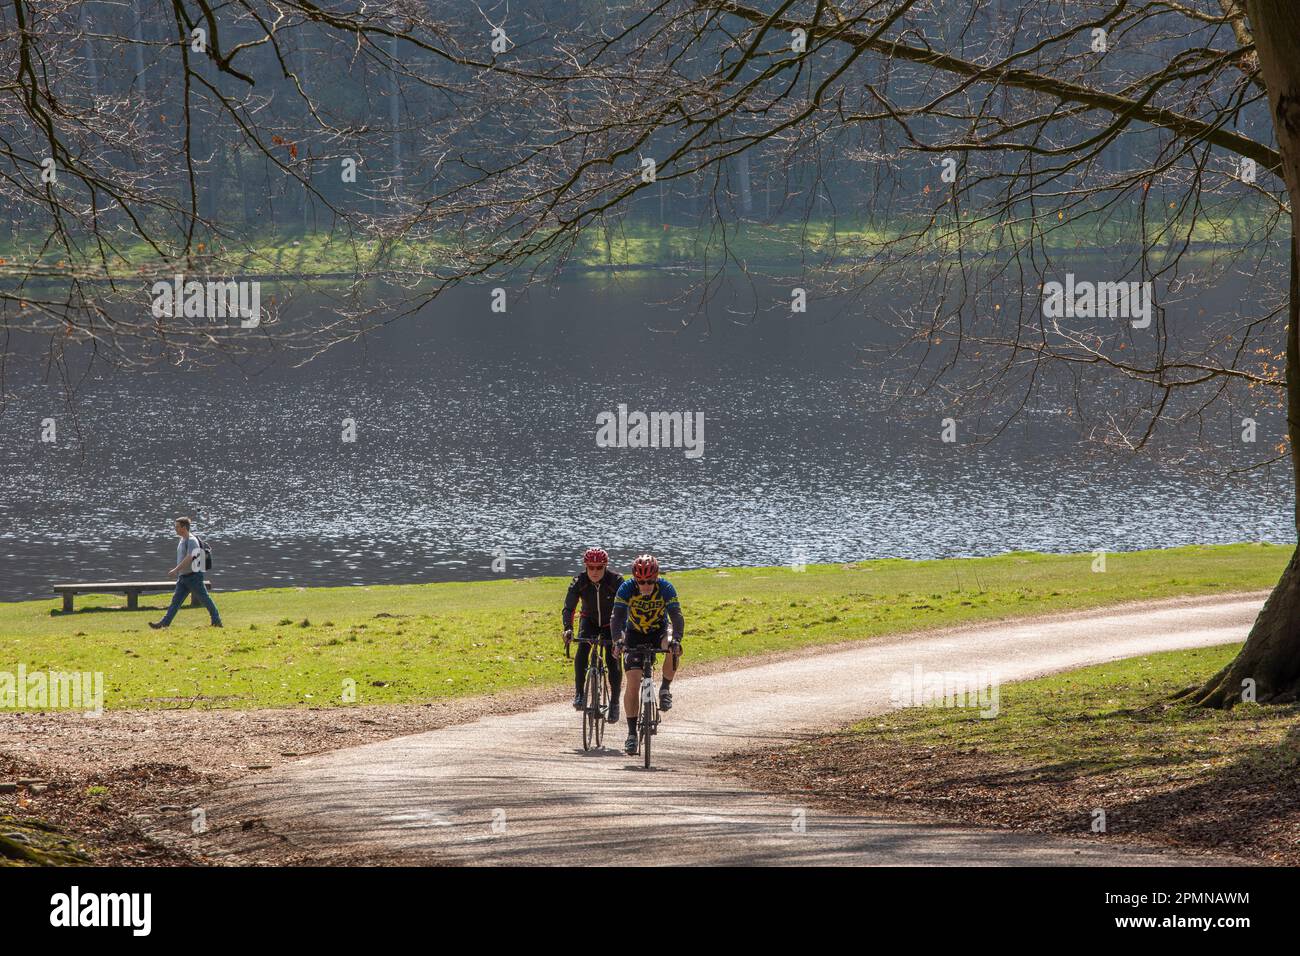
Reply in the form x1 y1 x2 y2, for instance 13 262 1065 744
199 594 1263 866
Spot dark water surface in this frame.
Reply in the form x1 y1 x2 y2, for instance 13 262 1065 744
0 275 1291 601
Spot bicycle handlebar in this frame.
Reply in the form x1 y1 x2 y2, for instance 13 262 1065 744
564 634 614 659
614 643 680 657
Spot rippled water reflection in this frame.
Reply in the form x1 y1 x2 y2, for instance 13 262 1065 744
0 277 1291 599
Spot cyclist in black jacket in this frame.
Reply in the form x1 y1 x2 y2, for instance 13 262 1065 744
562 547 625 719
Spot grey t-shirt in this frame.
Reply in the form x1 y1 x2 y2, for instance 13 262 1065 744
177 535 202 573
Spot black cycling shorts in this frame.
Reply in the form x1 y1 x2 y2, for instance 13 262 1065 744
621 629 668 671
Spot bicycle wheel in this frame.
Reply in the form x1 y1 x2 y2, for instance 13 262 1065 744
589 665 605 748
641 699 654 768
596 668 609 747
582 667 598 751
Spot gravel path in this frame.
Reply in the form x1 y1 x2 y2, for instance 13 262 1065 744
192 593 1263 866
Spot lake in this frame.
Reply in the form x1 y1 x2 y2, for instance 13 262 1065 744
0 273 1291 601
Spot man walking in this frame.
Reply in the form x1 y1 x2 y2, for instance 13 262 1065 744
149 517 222 629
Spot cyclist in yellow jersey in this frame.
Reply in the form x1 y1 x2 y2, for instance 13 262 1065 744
611 554 684 755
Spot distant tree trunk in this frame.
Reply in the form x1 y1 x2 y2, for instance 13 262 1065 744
79 3 100 98
297 38 311 231
388 36 403 197
736 151 753 217
1183 0 1300 707
131 0 147 98
122 0 149 177
232 148 254 228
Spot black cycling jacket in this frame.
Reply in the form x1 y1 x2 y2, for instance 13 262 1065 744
562 569 624 631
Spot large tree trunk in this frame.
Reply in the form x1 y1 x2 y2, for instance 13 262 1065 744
1185 537 1300 707
1185 1 1300 708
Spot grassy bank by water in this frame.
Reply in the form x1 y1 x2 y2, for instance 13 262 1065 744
0 543 1285 710
0 206 1276 282
722 642 1300 863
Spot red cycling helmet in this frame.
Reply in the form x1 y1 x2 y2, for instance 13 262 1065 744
583 547 609 566
632 554 660 581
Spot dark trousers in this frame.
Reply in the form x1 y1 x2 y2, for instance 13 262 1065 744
160 571 221 625
575 624 622 696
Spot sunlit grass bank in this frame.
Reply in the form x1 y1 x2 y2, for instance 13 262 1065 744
0 206 1276 282
0 543 1284 710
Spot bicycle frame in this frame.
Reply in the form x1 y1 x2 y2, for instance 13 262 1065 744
570 635 613 750
624 645 675 768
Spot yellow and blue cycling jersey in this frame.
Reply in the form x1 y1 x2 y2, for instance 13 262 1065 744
613 578 680 635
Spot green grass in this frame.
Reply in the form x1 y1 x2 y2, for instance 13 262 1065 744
0 542 1286 710
0 204 1279 281
844 641 1300 787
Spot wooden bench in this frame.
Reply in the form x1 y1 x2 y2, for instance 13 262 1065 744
53 580 213 613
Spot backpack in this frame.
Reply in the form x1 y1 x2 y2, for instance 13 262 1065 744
194 535 214 571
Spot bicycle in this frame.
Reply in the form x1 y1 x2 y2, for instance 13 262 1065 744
620 642 679 769
566 635 613 751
